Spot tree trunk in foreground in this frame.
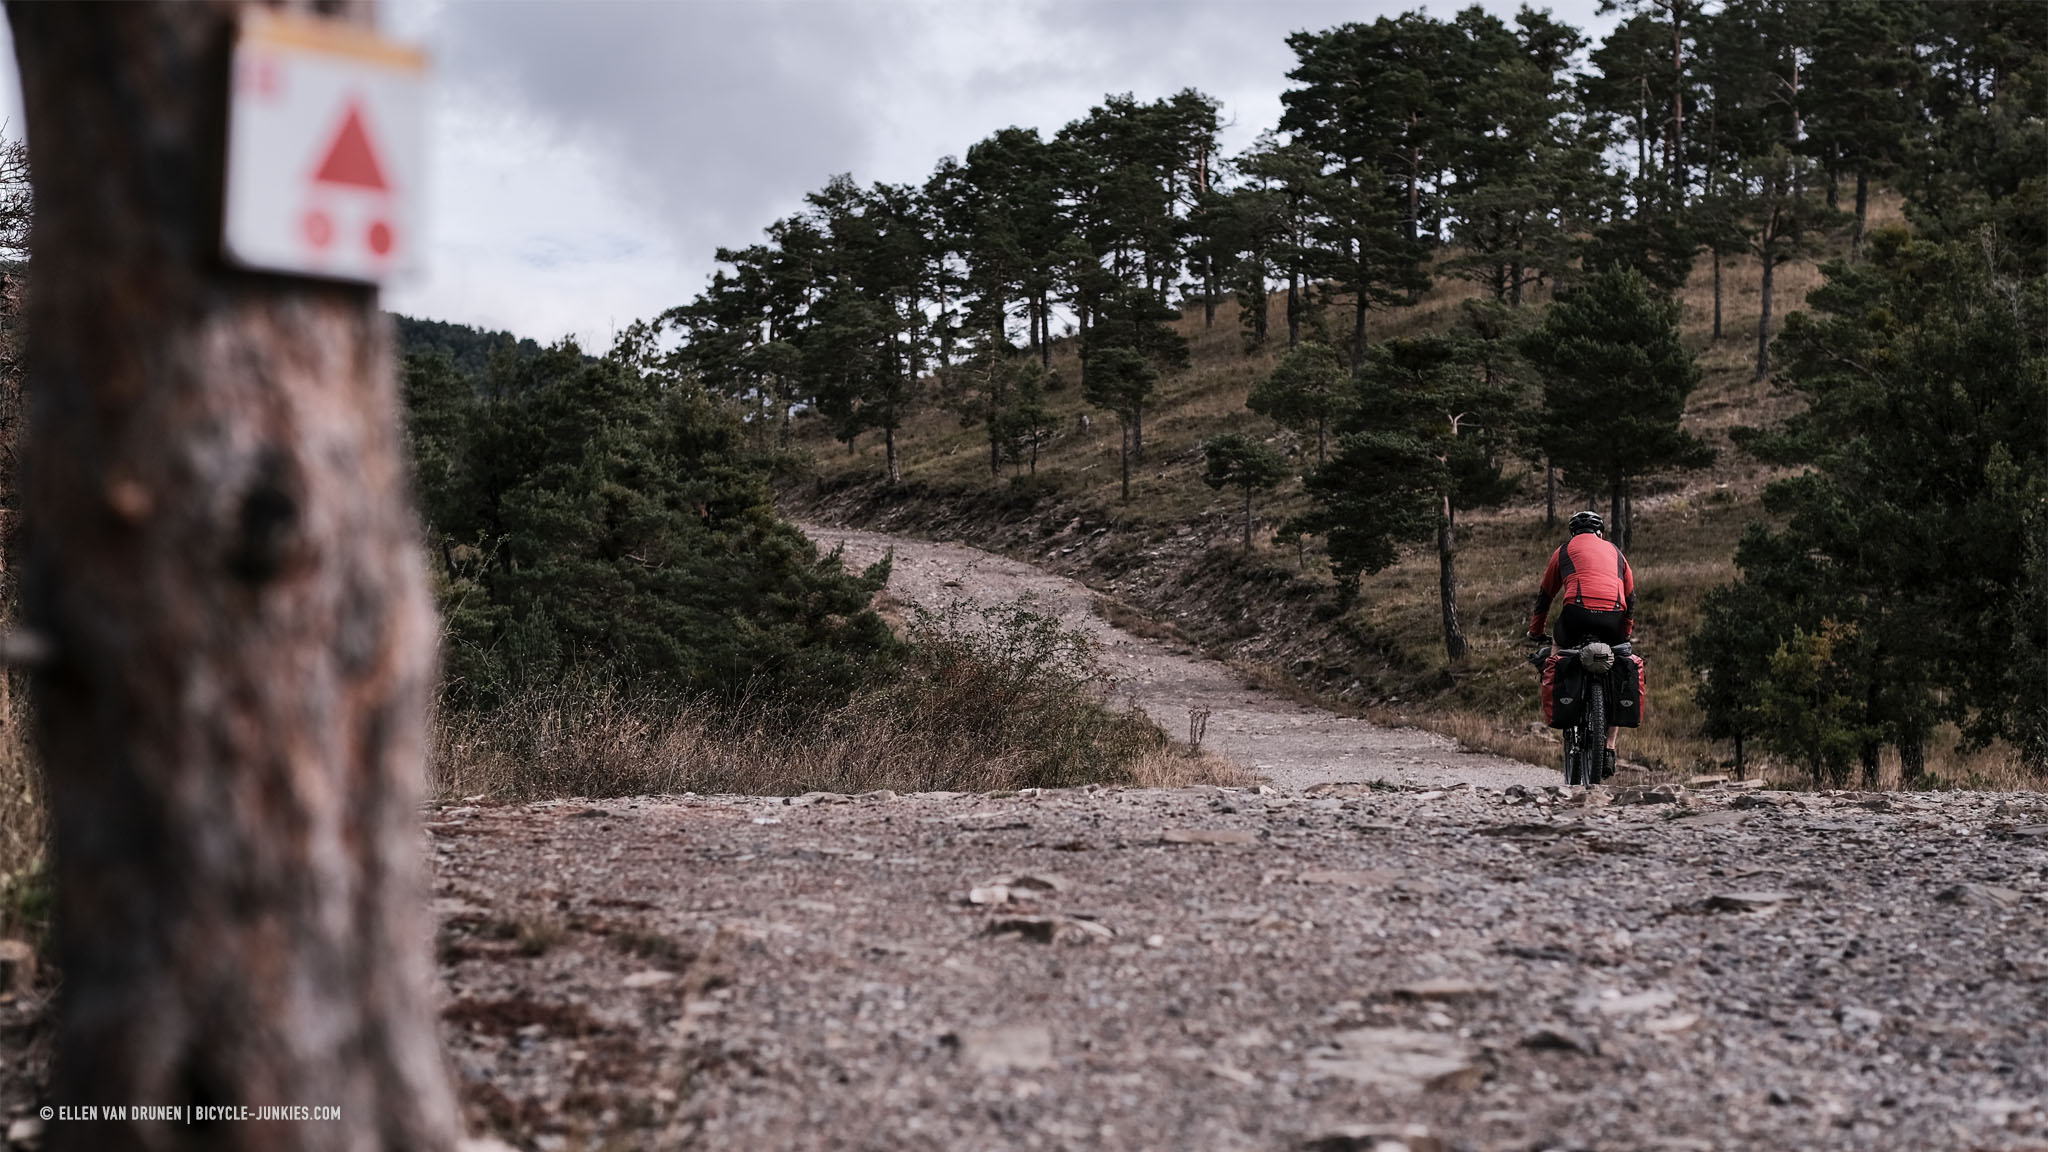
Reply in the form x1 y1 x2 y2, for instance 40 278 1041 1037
10 4 461 1149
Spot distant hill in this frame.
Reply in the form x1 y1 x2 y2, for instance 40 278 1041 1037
390 313 545 377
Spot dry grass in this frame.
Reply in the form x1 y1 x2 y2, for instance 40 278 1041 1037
1091 595 1191 645
1125 744 1251 789
432 598 1247 801
430 682 1246 801
0 601 1226 931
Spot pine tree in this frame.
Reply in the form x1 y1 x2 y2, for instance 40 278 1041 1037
1695 230 2048 779
666 231 813 446
1802 1 1921 257
1206 180 1282 351
1583 12 1682 192
1443 8 1603 304
1281 14 1455 369
408 343 898 708
1734 145 1836 378
1295 334 1524 660
1202 433 1291 551
1234 135 1327 349
797 177 935 482
997 366 1060 475
1247 341 1350 465
1081 346 1156 503
399 350 474 545
1081 281 1186 470
1685 579 1782 777
945 127 1067 366
1904 2 2048 275
1520 267 1711 551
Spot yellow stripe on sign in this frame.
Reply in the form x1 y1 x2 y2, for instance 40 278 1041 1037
240 10 428 73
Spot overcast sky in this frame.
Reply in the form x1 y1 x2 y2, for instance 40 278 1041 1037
0 0 1616 349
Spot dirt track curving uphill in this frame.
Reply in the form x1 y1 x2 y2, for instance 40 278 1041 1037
802 524 1556 793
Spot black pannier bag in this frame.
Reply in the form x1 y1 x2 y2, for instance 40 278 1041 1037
1611 651 1646 728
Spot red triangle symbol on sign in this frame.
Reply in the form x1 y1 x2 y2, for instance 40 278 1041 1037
313 101 388 191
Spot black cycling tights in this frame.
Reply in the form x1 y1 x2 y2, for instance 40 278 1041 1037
1556 603 1629 649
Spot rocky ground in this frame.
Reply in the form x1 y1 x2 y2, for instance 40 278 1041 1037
407 782 2048 1152
4 782 2045 1150
432 779 2048 1152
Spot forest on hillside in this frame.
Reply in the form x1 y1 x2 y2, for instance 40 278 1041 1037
399 0 2045 789
392 313 548 378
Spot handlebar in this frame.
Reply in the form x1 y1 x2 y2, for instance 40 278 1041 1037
1526 637 1636 666
1539 642 1635 656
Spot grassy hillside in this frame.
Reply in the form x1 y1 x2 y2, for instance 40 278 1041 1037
785 193 2027 790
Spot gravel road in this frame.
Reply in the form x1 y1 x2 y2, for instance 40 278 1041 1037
802 525 1552 793
405 782 2046 1151
2 532 2041 1152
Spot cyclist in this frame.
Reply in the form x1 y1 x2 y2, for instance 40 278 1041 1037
1526 509 1635 779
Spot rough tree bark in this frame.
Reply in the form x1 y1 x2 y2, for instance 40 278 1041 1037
9 4 462 1149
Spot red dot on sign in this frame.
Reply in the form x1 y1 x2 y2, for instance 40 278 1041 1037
367 220 393 257
303 211 333 249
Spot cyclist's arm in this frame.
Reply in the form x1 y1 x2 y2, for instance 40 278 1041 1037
1528 547 1563 636
1621 553 1637 637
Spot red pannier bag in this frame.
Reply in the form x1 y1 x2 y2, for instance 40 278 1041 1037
1540 649 1587 729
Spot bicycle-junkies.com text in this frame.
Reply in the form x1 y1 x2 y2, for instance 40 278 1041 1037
42 1104 342 1122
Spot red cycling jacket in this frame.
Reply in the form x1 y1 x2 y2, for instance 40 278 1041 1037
1529 533 1636 636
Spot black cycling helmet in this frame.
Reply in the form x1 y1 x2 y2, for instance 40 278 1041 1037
1568 509 1604 535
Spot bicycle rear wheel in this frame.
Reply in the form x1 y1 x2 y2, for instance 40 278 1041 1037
1584 681 1607 784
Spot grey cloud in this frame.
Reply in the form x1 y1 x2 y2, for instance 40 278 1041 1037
436 0 907 247
407 0 1613 334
